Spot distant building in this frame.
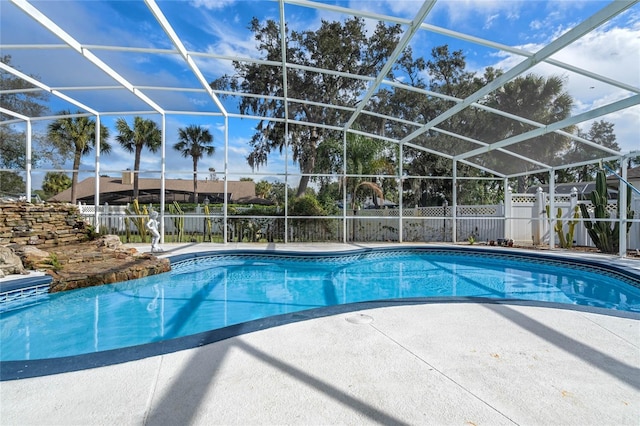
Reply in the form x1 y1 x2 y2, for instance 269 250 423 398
526 166 640 200
525 182 614 200
48 175 272 205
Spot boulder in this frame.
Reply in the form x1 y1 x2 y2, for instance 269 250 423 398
0 246 28 278
13 245 52 270
96 234 123 249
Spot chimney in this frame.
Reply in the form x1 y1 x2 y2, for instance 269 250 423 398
122 170 134 185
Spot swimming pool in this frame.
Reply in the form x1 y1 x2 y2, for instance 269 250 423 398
1 247 639 369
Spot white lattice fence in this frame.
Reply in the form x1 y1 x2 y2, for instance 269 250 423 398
354 206 503 242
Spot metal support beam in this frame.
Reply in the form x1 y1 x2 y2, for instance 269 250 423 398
343 1 437 130
94 115 101 229
145 0 227 117
25 120 32 202
12 0 164 114
223 115 229 244
452 160 457 244
548 169 555 250
619 158 629 258
0 107 31 201
0 62 99 116
401 0 636 146
458 94 640 161
343 131 348 243
279 0 290 125
160 114 166 244
398 142 404 243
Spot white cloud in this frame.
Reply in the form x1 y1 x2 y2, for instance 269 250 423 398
190 0 237 11
433 0 524 25
380 0 424 18
483 14 500 30
530 20 543 31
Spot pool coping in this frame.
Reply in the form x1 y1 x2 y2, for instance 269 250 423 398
1 244 639 381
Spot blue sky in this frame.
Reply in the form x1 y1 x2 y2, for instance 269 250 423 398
1 0 638 188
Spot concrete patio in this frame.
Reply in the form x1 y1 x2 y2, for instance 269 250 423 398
1 301 638 425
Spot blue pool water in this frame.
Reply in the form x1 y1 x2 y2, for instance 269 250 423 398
1 249 639 361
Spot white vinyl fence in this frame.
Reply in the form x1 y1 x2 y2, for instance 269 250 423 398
506 187 640 249
78 189 640 249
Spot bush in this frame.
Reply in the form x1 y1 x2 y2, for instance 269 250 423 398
288 194 327 216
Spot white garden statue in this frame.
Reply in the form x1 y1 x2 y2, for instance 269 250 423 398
146 211 163 253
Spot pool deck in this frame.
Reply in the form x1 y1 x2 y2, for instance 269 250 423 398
1 243 639 425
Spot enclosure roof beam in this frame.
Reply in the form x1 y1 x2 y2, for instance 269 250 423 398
400 0 636 146
10 0 164 115
343 1 437 131
457 159 506 178
553 155 624 172
0 107 30 121
417 25 640 96
0 61 99 116
470 103 623 156
144 0 227 117
286 0 639 95
432 127 553 170
458 94 640 161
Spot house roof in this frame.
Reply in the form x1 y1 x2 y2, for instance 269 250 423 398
607 165 640 180
525 166 640 198
526 182 592 195
48 177 262 205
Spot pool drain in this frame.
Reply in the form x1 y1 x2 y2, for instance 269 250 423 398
346 314 373 324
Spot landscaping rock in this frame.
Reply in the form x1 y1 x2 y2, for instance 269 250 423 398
43 237 171 293
0 246 28 278
13 245 52 270
2 201 171 293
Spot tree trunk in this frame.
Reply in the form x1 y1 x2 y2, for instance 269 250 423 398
133 145 142 199
70 151 81 204
295 149 316 197
296 175 310 198
517 175 526 193
193 159 198 203
295 128 318 197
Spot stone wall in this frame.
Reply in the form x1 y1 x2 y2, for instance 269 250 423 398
1 202 170 293
0 202 90 247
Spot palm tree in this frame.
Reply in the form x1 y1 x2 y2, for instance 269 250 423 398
115 116 162 199
255 180 273 199
47 111 111 204
344 132 394 209
41 171 72 199
173 125 215 203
